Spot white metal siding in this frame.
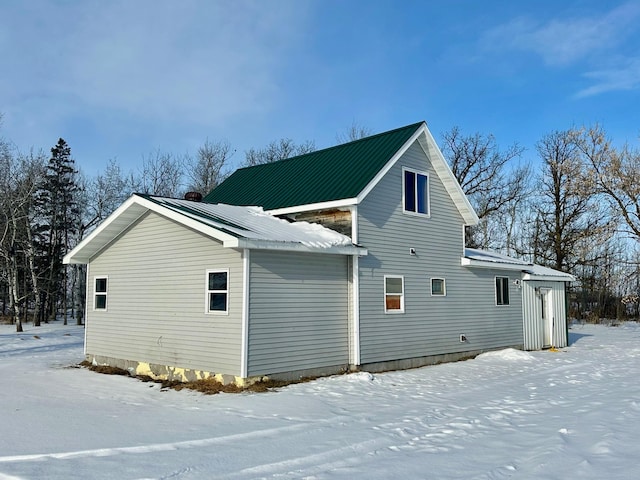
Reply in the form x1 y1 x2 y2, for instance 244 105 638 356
86 211 244 375
522 281 568 350
358 142 524 363
247 250 349 376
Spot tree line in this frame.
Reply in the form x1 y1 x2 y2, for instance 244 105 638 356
1 118 639 331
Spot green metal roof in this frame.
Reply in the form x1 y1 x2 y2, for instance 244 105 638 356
203 121 425 210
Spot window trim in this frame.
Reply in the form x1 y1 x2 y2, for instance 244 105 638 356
94 276 108 311
495 276 510 306
431 278 446 296
402 167 430 217
384 275 405 314
206 269 229 315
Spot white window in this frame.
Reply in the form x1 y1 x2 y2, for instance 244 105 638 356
495 277 510 306
206 269 229 314
403 168 430 216
384 275 404 313
431 278 446 296
94 277 108 310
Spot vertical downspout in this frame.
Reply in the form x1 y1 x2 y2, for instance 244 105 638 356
240 249 250 379
565 281 570 346
351 206 360 367
84 264 90 355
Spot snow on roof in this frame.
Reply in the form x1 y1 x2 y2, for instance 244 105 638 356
64 194 366 264
463 248 575 282
150 196 354 249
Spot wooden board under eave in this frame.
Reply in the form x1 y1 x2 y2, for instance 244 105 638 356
85 211 244 376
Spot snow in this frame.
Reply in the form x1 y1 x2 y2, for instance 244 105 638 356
1 321 639 479
152 197 355 249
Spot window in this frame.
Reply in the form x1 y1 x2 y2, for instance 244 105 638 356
94 277 108 310
431 278 446 296
403 168 429 215
495 277 510 305
206 270 229 314
384 276 404 313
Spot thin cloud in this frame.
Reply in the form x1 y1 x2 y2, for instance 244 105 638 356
0 1 310 128
576 57 640 98
482 2 640 66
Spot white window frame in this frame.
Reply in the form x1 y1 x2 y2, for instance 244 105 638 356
94 276 108 311
495 276 510 306
384 275 405 314
206 269 229 315
431 278 446 296
402 167 430 217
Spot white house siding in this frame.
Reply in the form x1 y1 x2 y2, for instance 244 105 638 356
247 250 349 376
86 211 244 376
357 142 523 365
522 281 568 350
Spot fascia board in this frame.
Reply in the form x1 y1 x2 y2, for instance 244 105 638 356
522 272 576 282
267 198 358 216
63 196 146 264
416 127 480 226
63 194 238 264
356 124 426 204
235 238 367 256
461 257 530 272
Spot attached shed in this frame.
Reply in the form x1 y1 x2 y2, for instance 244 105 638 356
64 194 366 384
462 249 575 350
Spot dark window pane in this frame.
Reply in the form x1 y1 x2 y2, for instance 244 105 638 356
417 174 428 214
432 279 444 295
209 293 227 311
209 272 227 291
404 171 416 212
385 277 403 294
95 278 107 293
95 294 107 310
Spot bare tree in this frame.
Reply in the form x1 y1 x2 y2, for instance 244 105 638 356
185 139 234 194
573 125 640 240
440 126 529 249
533 129 611 272
335 120 372 144
244 138 315 167
139 150 184 197
0 144 45 331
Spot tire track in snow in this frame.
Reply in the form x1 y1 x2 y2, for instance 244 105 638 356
0 423 311 464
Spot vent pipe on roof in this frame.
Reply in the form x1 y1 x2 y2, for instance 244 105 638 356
184 191 203 202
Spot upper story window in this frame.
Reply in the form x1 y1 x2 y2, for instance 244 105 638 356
403 168 430 216
207 269 229 314
94 277 108 310
495 277 510 306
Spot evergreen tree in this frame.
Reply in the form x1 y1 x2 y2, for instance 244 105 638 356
34 139 79 325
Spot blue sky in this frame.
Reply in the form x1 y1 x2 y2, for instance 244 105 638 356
1 0 639 176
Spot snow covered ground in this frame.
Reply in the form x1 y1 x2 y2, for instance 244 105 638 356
0 321 638 480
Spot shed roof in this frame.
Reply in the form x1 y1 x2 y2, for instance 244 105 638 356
64 194 367 264
204 121 479 224
462 248 575 282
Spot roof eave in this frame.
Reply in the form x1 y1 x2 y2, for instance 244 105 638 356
235 238 367 256
461 257 531 271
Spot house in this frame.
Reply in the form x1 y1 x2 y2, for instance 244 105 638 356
64 121 574 385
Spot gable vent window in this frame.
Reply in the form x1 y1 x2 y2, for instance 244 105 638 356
206 269 229 314
403 168 430 216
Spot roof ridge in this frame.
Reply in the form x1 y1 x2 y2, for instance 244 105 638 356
232 121 426 173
